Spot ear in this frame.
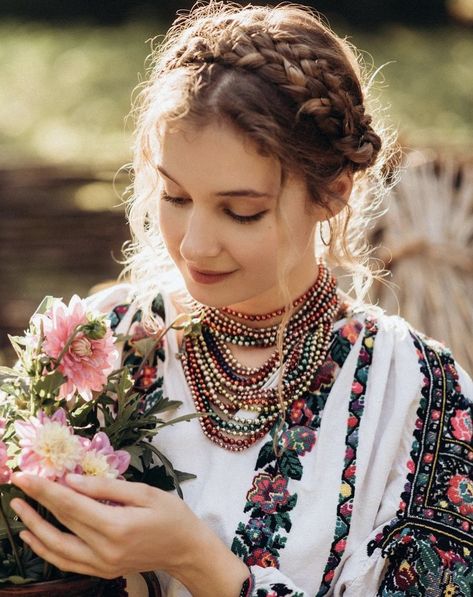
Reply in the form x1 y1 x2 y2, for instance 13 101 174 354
307 170 354 221
325 170 353 217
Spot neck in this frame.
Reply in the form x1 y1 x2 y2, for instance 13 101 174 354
219 263 324 329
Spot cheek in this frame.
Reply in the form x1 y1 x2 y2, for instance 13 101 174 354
279 214 317 259
158 204 183 254
230 221 279 267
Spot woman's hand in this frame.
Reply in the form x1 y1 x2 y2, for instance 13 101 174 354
9 472 250 596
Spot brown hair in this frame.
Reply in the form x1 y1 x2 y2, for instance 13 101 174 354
120 0 400 454
126 0 399 294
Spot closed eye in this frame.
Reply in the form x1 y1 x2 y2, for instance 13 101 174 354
159 193 189 207
159 192 268 224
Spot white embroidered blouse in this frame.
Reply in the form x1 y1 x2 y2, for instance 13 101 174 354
86 282 473 597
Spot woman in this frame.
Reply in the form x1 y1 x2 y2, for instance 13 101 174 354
10 2 473 595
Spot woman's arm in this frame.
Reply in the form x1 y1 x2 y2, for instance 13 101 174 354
10 473 250 597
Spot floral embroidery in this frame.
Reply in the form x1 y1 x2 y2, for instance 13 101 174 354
108 295 167 413
316 317 379 596
447 474 473 517
247 548 280 568
375 527 472 595
451 408 473 442
247 473 291 515
246 518 274 546
232 317 373 596
367 330 473 595
280 426 316 456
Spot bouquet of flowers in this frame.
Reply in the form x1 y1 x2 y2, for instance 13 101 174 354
0 293 201 587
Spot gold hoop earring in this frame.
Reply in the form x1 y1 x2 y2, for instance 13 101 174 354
319 220 332 247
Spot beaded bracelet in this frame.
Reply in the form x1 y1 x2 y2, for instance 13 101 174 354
239 573 255 597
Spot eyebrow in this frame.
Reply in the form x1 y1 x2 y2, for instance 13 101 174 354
156 165 273 199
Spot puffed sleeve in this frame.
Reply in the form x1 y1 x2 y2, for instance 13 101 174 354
85 282 169 414
334 330 473 596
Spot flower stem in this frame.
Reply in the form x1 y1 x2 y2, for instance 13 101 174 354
0 493 25 578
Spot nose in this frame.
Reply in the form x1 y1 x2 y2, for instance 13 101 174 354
179 208 222 262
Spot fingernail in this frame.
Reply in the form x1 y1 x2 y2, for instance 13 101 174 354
10 499 22 514
65 473 84 485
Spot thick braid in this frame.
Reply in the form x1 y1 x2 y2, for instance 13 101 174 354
164 19 381 169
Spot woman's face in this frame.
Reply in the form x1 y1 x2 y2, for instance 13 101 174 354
156 121 329 312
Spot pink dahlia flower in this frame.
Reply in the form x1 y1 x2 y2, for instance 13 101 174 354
15 409 84 480
40 295 118 402
77 432 130 478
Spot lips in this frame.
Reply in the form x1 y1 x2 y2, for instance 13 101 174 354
187 265 237 284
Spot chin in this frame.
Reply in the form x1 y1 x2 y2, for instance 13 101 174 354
183 280 246 309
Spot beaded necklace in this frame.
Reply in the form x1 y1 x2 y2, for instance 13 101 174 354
178 262 341 451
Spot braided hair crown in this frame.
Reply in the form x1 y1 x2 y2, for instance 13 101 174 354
154 1 382 172
124 1 400 324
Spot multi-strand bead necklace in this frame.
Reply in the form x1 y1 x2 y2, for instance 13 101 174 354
178 263 341 451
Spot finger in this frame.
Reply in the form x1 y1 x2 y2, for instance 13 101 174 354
11 473 115 533
63 473 157 507
10 499 97 568
10 474 113 544
19 530 112 579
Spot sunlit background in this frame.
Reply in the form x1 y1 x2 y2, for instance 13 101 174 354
1 0 473 368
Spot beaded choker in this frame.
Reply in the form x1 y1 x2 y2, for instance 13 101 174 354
178 262 341 451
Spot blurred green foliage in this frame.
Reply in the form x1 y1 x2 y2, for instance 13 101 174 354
0 19 472 168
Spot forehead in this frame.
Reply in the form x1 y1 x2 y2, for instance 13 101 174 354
156 121 282 193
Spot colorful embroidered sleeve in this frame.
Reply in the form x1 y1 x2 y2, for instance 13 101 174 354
86 283 167 414
239 568 306 596
336 331 473 596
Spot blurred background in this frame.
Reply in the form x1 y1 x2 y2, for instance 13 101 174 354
1 0 472 370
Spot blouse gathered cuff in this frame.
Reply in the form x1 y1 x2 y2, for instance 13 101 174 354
243 566 307 596
238 572 254 597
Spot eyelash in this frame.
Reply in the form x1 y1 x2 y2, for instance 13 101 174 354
159 192 267 224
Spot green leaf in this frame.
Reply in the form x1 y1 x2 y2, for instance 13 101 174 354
141 465 175 491
175 470 196 483
452 564 471 593
123 445 144 472
230 537 248 559
273 511 292 533
146 396 182 415
255 441 276 469
130 337 160 359
279 493 298 513
32 296 56 318
0 367 22 382
6 336 26 364
68 399 97 427
31 370 66 402
144 444 186 498
271 534 287 550
139 464 196 492
279 450 303 480
158 412 203 428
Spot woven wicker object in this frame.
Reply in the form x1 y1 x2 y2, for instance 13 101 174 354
371 151 473 373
